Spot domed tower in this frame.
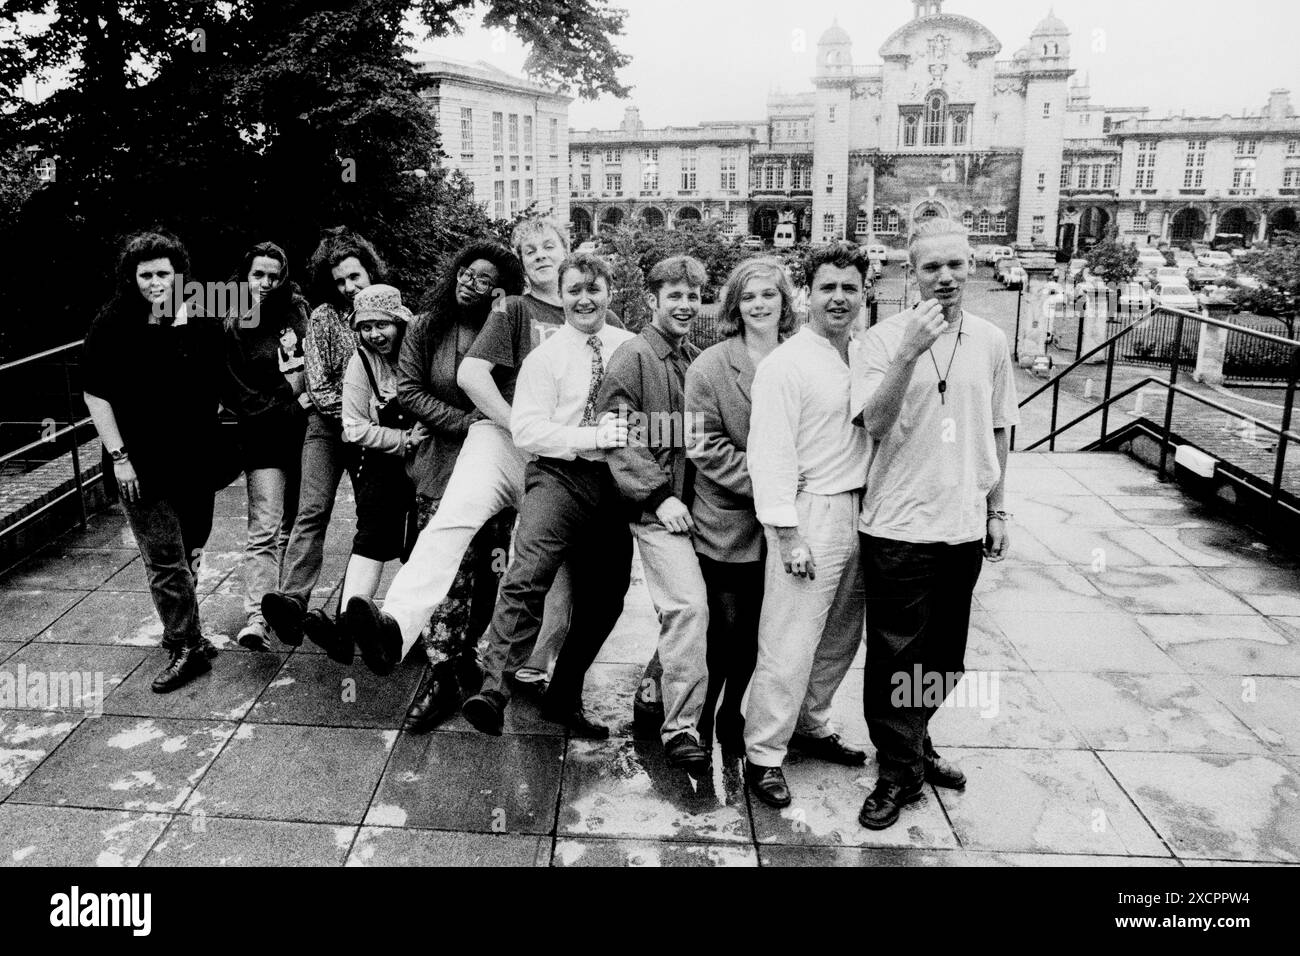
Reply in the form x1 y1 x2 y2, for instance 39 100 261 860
1016 9 1073 247
814 20 854 240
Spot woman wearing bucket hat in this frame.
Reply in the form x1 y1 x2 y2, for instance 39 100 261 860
335 284 428 641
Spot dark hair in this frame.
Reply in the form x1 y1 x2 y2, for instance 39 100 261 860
418 240 524 340
227 240 302 331
645 255 707 296
94 229 191 329
557 252 614 291
717 257 798 339
803 241 871 287
307 229 387 309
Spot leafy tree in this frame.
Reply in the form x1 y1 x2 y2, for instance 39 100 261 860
1231 232 1300 334
1085 227 1139 285
0 1 630 358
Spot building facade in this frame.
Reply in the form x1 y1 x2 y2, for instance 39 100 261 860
564 1 1300 253
415 57 572 225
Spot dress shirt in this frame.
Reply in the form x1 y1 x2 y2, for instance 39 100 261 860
511 319 635 460
748 326 869 528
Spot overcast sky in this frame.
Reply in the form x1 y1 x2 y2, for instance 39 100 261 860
412 0 1300 130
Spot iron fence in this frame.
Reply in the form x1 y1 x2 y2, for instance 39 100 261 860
1223 316 1297 383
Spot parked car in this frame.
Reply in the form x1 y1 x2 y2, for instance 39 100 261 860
1172 252 1197 272
1187 266 1227 290
1230 247 1254 261
740 235 766 251
1154 280 1200 311
1136 254 1166 275
1153 266 1185 283
1197 251 1234 269
981 245 1014 267
1198 284 1239 309
995 257 1026 289
772 223 796 249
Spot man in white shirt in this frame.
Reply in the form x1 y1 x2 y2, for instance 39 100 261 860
742 243 872 809
853 217 1018 830
461 253 635 738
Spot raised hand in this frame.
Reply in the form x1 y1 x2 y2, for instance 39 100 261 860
897 299 947 362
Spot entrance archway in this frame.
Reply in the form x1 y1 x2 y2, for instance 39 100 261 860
676 206 702 226
1217 206 1258 241
570 208 593 241
751 206 780 239
1268 207 1299 240
1170 207 1206 243
914 200 948 221
1078 206 1110 250
641 207 665 229
600 207 624 231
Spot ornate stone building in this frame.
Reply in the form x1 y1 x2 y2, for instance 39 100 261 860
564 1 1300 252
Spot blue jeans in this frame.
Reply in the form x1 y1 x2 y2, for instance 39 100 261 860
243 467 299 625
122 488 214 650
279 410 358 606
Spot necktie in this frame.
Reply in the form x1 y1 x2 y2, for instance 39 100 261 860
579 334 604 427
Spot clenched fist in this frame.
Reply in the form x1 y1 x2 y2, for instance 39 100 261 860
898 299 948 363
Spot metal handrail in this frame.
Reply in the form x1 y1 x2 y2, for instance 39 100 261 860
0 339 84 374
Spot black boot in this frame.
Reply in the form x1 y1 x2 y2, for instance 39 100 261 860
303 608 353 665
262 591 306 647
403 661 462 734
454 654 485 697
152 642 212 694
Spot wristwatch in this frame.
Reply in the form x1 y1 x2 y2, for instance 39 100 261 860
987 510 1012 521
109 446 129 463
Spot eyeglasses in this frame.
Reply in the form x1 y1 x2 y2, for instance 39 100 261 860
457 267 497 293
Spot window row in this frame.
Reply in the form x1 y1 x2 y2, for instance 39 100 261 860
464 111 558 158
1062 163 1117 190
491 178 559 218
870 208 1008 235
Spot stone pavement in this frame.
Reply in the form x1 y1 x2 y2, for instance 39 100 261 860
1 451 1299 867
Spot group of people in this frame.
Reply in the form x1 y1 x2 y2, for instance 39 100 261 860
83 213 1016 831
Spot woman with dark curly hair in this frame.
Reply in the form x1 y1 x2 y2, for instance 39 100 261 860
82 229 224 692
260 230 387 650
219 240 311 650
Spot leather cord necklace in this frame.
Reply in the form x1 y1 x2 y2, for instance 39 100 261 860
927 315 964 405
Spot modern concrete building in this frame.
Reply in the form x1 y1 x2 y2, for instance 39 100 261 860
563 1 1300 254
415 56 572 225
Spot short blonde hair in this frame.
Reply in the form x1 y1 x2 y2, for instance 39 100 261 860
718 257 797 339
908 217 973 266
511 216 570 258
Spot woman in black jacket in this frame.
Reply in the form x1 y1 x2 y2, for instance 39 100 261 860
219 241 311 650
83 229 224 692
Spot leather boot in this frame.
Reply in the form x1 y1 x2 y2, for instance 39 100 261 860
402 661 462 734
152 642 212 694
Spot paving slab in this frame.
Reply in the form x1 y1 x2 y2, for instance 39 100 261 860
0 642 149 713
103 646 285 722
2 546 136 590
1085 567 1257 615
975 564 1113 614
367 730 562 834
143 816 355 867
934 748 1170 858
245 651 421 728
103 550 242 595
0 709 83 799
553 838 758 867
8 715 235 812
1027 525 1188 569
558 738 751 844
1149 526 1294 569
0 805 170 867
928 671 1085 750
347 827 549 866
1138 614 1300 676
0 588 88 642
991 611 1182 672
34 589 165 647
1194 674 1300 755
1202 566 1300 617
1037 671 1267 754
186 723 394 825
756 845 1181 867
1100 751 1300 863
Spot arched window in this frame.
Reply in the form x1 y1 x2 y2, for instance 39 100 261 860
994 211 1008 234
873 208 886 233
903 113 919 147
962 210 975 230
1042 44 1049 55
1053 43 1060 55
952 111 969 146
976 210 991 235
924 92 947 146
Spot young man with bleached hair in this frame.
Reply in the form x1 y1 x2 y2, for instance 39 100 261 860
853 217 1018 830
461 253 635 738
742 242 872 810
595 255 711 773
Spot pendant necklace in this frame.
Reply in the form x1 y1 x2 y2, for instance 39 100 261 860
927 315 964 405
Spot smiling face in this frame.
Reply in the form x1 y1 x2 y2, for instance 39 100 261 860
807 263 864 339
648 280 701 343
331 256 371 303
519 228 565 292
247 255 283 301
912 233 973 316
737 273 784 340
135 258 176 305
454 257 500 308
560 267 610 335
355 318 399 355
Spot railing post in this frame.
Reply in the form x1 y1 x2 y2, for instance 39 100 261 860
62 357 87 530
1158 310 1186 481
1101 337 1116 445
1271 346 1299 510
1009 424 1016 452
1049 379 1060 452
1012 286 1023 363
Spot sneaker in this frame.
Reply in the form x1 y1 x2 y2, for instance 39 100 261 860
236 620 271 652
151 643 212 693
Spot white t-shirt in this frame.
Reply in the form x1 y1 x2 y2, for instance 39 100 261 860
853 311 1019 545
